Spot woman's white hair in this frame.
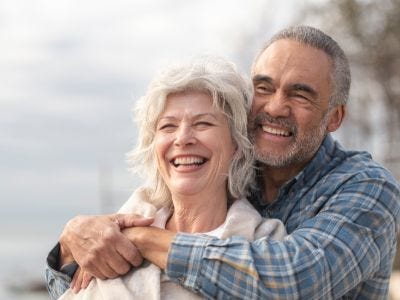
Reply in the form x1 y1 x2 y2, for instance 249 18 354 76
128 56 254 207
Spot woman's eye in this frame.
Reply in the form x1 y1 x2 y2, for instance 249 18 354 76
194 121 213 127
158 124 176 131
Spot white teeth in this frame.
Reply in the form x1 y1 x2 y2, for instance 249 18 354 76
262 125 290 137
173 156 205 166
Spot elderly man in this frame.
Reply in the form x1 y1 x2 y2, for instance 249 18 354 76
47 26 400 299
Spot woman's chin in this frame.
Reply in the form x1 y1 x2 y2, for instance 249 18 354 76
169 180 206 197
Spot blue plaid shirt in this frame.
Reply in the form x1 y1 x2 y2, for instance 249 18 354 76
46 134 400 299
165 134 400 299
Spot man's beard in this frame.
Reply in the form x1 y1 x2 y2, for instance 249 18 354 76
249 112 329 168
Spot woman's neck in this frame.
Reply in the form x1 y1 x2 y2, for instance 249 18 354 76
166 188 228 233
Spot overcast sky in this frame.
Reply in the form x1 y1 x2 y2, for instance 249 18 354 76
0 0 301 236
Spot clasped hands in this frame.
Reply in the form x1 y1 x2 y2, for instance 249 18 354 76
59 213 154 293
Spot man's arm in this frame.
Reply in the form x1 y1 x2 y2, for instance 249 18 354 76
45 243 78 300
139 177 399 299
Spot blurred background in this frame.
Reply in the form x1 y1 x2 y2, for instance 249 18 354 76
1 0 399 299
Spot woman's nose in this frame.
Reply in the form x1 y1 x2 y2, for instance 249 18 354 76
174 125 196 146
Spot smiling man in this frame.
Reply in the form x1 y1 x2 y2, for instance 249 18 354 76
249 37 345 203
46 26 400 299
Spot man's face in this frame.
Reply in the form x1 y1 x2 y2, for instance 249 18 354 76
250 39 336 168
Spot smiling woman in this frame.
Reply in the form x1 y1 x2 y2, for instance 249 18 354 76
48 56 287 299
154 91 236 222
129 56 255 207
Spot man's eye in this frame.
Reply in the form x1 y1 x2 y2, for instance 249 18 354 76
255 85 272 94
293 94 310 101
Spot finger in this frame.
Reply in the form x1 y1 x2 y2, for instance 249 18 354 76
81 272 93 289
71 266 81 289
73 269 84 294
95 259 119 279
103 246 132 275
91 226 131 276
115 214 154 229
115 234 144 267
81 260 108 280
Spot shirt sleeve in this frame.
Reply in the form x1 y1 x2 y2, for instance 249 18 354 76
45 243 78 300
165 177 400 299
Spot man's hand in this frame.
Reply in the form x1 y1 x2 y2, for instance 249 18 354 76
59 213 153 280
70 267 92 294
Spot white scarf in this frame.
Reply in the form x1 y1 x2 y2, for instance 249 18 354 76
60 187 286 300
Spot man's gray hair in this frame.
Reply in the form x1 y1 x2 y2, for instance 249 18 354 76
254 25 351 106
128 56 254 207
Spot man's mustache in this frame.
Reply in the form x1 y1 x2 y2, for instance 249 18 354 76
249 112 297 135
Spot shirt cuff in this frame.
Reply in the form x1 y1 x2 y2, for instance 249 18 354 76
47 242 78 279
165 233 211 293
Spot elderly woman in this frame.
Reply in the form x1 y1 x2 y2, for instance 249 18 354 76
51 56 286 299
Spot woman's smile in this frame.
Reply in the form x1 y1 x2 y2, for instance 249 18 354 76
170 155 207 170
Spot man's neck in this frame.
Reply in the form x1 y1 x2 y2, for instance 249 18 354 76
262 162 308 203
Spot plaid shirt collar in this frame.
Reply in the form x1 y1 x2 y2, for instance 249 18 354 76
250 133 338 213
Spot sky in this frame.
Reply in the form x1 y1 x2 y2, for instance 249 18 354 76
0 0 299 259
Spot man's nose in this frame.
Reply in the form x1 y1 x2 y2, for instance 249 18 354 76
174 124 196 146
261 92 290 118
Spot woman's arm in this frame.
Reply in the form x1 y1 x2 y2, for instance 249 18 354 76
122 226 176 269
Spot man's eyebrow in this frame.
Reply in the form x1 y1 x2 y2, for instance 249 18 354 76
252 75 273 84
289 83 318 97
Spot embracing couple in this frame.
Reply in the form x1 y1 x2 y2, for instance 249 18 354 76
46 25 400 299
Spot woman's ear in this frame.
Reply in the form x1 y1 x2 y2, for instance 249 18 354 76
327 105 346 132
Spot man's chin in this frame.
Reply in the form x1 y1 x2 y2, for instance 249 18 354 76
254 151 294 168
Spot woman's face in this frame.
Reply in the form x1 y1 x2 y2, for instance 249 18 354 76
154 91 236 197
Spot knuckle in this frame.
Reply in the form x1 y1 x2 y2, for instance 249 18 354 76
101 227 117 242
132 255 144 267
80 253 96 269
80 258 91 269
117 263 130 275
98 274 106 280
91 246 101 256
123 250 136 263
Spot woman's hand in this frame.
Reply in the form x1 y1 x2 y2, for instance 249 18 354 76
122 226 176 269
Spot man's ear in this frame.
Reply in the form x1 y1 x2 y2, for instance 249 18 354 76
327 105 346 132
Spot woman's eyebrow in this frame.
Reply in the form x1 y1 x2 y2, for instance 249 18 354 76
193 113 218 120
159 113 218 121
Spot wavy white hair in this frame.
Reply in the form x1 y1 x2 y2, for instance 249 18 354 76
128 56 254 207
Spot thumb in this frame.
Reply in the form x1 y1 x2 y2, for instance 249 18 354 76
115 214 154 229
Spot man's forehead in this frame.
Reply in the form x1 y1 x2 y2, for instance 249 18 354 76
252 39 332 71
252 40 333 87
